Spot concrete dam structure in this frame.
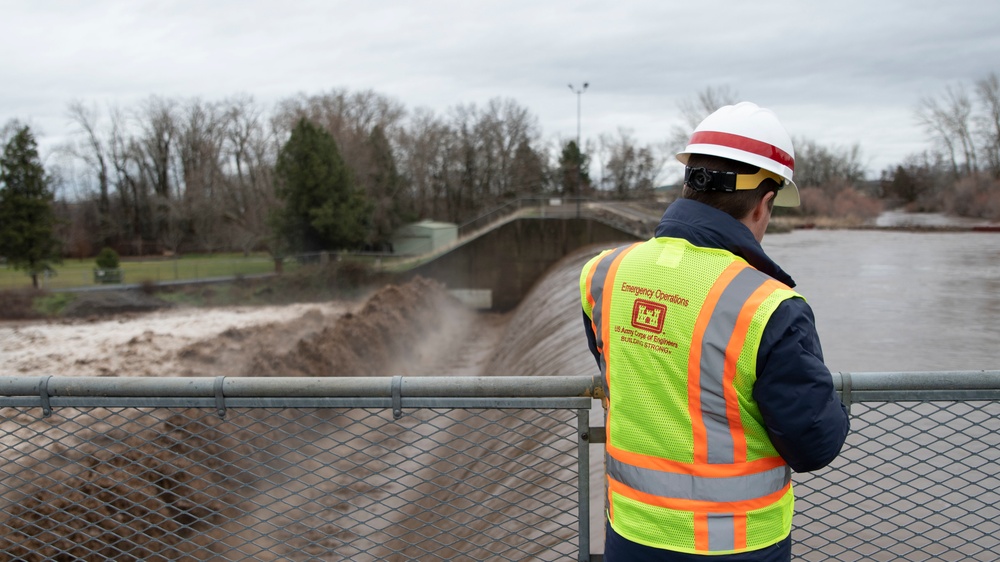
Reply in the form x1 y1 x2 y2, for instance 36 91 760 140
407 216 644 311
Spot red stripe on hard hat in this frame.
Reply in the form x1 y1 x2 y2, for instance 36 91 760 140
689 131 794 171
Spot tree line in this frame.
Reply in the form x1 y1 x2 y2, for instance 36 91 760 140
5 90 667 264
882 72 1000 220
2 75 999 286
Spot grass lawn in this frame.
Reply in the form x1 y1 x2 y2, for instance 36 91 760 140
0 253 283 291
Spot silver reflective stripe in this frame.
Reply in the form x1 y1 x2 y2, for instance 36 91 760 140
588 246 632 380
606 455 791 503
699 267 768 464
708 513 735 551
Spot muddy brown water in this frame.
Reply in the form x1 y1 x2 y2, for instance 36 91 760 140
498 228 1000 378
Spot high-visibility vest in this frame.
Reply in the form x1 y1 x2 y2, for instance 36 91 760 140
580 237 800 555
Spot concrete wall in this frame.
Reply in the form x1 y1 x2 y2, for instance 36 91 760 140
408 218 641 311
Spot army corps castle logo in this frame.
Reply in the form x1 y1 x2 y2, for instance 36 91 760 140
631 299 666 334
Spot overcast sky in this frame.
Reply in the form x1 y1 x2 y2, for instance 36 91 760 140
3 0 999 182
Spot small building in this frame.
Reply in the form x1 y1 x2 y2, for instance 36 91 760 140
392 219 458 256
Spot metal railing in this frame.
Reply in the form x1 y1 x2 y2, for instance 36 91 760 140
0 376 596 561
0 372 998 560
799 371 1000 561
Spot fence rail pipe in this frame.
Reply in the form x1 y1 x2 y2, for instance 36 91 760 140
833 370 1000 390
4 372 999 400
0 375 602 400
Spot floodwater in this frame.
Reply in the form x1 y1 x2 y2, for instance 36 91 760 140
502 228 1000 377
491 227 1000 553
762 229 1000 373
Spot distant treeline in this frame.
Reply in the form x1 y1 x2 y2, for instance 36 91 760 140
3 90 667 258
3 73 1000 260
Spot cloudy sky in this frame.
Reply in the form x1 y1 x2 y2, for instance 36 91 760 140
2 0 999 182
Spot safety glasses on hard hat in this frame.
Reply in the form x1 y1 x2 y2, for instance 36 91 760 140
684 166 786 193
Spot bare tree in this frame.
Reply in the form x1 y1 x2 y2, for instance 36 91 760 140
669 86 739 154
135 97 179 201
398 108 452 221
793 137 866 190
66 101 113 246
274 88 406 168
219 95 278 255
916 84 978 178
106 105 150 254
436 98 544 219
473 98 541 199
130 97 184 252
975 72 1000 178
597 128 665 198
448 103 488 219
177 99 229 253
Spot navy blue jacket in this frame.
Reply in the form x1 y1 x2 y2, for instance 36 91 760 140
584 199 850 560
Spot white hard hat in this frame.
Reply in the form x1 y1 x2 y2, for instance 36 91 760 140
676 101 800 207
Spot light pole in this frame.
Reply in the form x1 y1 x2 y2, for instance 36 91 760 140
568 82 588 217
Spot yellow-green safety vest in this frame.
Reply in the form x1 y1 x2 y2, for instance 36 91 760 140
580 237 800 555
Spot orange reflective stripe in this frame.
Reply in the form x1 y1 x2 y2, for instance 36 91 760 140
694 513 709 551
607 440 786 478
733 513 747 551
608 475 790 513
688 261 749 464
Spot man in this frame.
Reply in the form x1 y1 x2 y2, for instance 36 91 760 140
580 102 850 561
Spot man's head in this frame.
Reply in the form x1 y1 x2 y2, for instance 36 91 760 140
680 153 781 221
676 101 799 213
674 102 798 241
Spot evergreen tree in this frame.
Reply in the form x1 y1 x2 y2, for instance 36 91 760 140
510 139 549 196
0 125 61 288
272 118 372 253
558 140 591 196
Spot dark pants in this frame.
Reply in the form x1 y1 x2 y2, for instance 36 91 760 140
604 522 791 562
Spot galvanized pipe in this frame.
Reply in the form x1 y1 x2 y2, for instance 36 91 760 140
0 375 599 399
2 371 999 401
833 370 1000 390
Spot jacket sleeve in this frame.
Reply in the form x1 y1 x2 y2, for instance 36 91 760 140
753 297 850 473
582 309 602 369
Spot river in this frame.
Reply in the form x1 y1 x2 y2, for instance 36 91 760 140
491 227 1000 379
762 228 1000 373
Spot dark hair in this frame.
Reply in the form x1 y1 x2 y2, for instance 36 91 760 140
681 154 780 220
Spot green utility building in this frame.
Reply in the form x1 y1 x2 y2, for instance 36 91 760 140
392 220 458 256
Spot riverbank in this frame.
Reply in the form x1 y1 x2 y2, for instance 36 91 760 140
0 261 395 321
770 210 1000 233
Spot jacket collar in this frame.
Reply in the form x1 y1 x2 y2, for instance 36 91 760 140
653 198 796 288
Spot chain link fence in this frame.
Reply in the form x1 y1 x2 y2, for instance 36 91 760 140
0 376 594 561
1 372 998 560
793 372 1000 561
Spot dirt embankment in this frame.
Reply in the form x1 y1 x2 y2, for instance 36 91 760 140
242 277 483 378
0 276 510 559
